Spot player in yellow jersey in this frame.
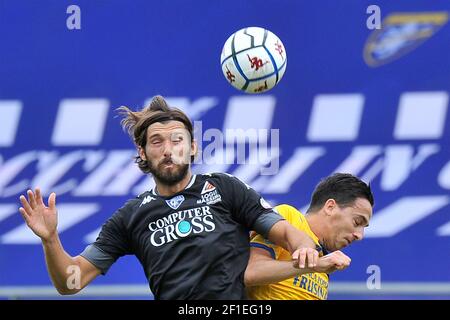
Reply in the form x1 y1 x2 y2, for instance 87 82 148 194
245 173 374 300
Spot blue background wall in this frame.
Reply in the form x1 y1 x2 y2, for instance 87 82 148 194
0 0 449 299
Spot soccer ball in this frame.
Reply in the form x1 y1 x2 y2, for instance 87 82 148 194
220 27 287 94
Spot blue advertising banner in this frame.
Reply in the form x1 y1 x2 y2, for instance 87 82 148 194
0 0 449 299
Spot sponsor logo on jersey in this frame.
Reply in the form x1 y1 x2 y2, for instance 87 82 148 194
364 12 448 67
165 195 185 210
148 205 216 247
140 195 156 207
293 273 329 300
197 187 222 205
201 181 216 194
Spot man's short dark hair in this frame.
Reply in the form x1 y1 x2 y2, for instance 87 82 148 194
307 173 374 213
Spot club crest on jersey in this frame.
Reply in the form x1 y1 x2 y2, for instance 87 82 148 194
363 12 448 67
166 195 185 210
201 181 216 194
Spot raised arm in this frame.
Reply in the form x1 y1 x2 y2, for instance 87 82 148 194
19 188 100 295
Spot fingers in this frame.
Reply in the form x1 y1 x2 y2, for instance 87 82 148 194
20 189 56 214
35 187 45 206
331 251 351 270
27 189 37 209
48 192 56 211
292 248 319 268
309 249 318 268
19 195 33 215
316 251 352 273
298 248 307 268
292 249 299 268
19 207 30 222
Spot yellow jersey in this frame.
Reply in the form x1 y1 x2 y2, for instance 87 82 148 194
247 204 329 300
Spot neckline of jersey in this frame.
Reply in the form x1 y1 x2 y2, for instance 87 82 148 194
150 174 197 197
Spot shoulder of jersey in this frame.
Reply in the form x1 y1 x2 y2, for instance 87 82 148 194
204 172 252 189
202 172 233 179
134 190 159 208
275 204 304 221
200 172 233 184
137 190 153 199
275 204 300 214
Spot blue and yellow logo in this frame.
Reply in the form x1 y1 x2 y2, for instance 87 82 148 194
364 12 448 67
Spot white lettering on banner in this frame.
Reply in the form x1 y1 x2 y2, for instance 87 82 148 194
331 144 441 190
0 92 449 243
380 144 440 191
1 204 99 244
73 150 136 196
394 92 448 140
232 147 279 182
0 151 39 197
222 96 276 144
0 205 18 223
132 176 156 197
364 196 450 237
262 147 326 193
96 163 145 195
438 160 450 190
84 227 101 243
333 146 383 175
307 94 365 142
52 99 109 146
436 221 450 236
0 101 22 147
361 158 385 183
31 151 88 196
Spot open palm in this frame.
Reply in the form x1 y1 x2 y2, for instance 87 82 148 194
19 188 58 241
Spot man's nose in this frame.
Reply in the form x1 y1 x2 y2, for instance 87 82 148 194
353 229 364 241
162 140 173 157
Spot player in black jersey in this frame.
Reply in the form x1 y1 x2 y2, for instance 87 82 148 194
18 96 319 299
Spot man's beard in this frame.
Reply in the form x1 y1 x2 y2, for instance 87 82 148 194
148 158 190 186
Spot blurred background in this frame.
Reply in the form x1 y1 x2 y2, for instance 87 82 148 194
0 0 449 299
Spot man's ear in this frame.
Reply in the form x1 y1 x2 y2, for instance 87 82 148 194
138 146 147 161
324 199 337 216
191 139 198 158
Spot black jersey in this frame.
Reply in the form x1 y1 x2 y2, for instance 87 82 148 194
80 173 283 300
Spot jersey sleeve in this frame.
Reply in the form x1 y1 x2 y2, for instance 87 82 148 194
80 200 135 275
250 205 294 259
213 173 284 238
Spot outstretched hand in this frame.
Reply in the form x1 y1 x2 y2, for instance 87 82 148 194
19 188 58 241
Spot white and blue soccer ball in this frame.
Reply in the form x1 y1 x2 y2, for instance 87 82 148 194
220 27 287 94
